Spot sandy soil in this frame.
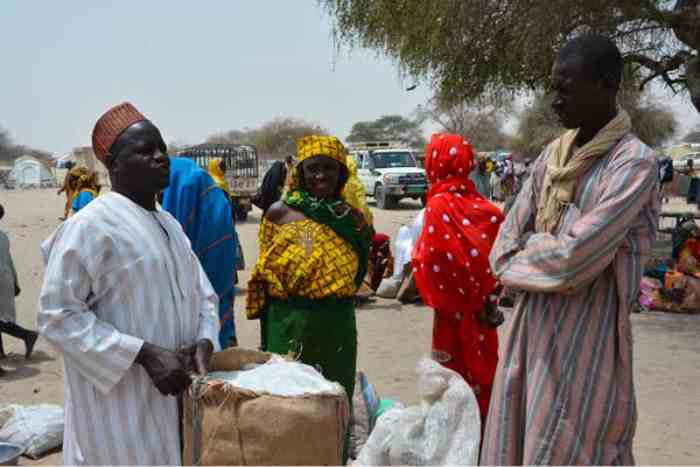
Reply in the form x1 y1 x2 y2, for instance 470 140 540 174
0 188 699 465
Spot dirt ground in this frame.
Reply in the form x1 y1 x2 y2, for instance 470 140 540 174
1 188 699 465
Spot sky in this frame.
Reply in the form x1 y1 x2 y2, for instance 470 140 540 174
1 1 698 156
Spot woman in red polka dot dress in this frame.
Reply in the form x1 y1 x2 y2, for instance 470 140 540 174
412 133 504 424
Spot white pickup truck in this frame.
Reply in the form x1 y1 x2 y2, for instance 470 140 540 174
350 146 428 209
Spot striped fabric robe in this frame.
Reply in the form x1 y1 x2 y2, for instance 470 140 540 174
38 192 220 465
481 133 659 465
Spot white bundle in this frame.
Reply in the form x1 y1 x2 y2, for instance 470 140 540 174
0 403 64 459
356 357 480 466
208 356 344 397
392 209 425 281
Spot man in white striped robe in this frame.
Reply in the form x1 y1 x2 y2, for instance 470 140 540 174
481 36 659 464
38 103 220 465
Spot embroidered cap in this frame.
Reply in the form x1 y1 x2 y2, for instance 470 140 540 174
91 102 147 164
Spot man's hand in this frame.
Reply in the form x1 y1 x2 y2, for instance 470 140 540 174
135 343 191 396
177 339 214 376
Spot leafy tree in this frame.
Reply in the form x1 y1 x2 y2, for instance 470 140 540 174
346 114 426 147
206 128 258 146
513 74 678 159
415 97 512 151
324 0 700 112
511 95 563 159
0 128 14 164
0 128 54 166
255 117 328 159
207 117 327 160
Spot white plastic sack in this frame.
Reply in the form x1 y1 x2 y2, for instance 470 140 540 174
356 357 480 466
392 209 425 281
208 355 345 397
0 404 64 459
376 277 401 298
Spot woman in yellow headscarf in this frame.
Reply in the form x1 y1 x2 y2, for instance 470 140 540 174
69 166 101 214
247 136 372 462
208 158 230 196
342 156 373 226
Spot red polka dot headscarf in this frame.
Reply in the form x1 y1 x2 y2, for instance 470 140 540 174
424 133 475 185
412 132 504 315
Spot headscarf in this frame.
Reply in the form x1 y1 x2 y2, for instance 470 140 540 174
70 166 101 196
253 161 287 214
286 135 349 194
673 219 700 260
208 158 230 196
536 109 631 233
162 158 238 348
283 135 372 287
412 133 504 314
342 156 374 225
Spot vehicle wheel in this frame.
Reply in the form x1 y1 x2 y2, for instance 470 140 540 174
420 194 428 206
375 184 392 209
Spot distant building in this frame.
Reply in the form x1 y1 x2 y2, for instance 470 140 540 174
7 155 56 189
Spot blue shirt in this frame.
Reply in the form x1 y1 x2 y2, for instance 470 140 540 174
72 190 96 213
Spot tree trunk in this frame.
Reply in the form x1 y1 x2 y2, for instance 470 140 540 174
687 56 700 113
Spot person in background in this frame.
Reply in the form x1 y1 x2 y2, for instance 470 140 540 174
57 161 77 220
675 220 700 274
207 156 245 278
412 133 503 424
342 156 374 226
489 167 502 202
0 204 39 376
253 160 288 216
367 233 393 292
246 136 372 462
658 157 674 203
208 157 231 196
70 166 101 214
161 157 238 348
469 155 492 199
38 102 219 465
481 35 659 465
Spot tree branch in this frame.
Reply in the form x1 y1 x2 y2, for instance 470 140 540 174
627 51 693 92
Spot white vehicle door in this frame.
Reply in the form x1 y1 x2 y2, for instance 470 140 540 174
357 153 374 194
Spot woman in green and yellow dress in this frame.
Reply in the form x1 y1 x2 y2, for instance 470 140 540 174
246 135 371 411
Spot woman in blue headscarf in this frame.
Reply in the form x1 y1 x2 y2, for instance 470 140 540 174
161 157 238 348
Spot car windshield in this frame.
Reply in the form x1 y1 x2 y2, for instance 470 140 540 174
372 152 416 169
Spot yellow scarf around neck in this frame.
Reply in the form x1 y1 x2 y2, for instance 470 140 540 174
535 109 631 233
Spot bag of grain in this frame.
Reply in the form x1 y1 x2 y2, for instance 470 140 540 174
183 347 350 466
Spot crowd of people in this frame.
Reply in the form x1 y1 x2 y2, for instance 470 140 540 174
0 34 664 465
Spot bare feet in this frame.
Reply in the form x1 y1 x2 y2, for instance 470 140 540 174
24 332 38 360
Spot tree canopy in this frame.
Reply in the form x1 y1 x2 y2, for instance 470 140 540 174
207 117 328 160
415 98 512 151
0 127 54 166
324 0 700 112
513 75 678 159
346 114 425 147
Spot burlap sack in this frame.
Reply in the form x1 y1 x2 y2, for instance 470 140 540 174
183 347 349 466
